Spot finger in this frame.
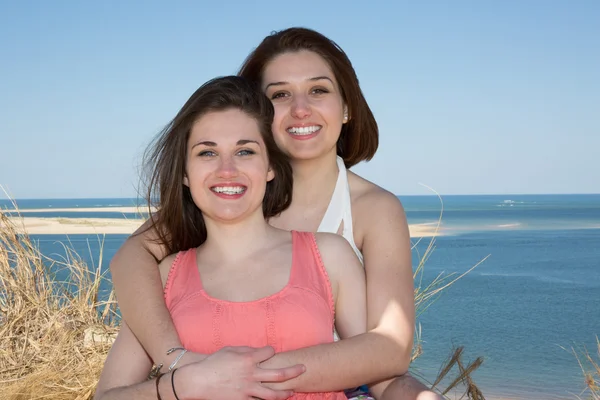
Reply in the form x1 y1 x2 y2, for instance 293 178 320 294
227 346 260 354
249 346 276 362
249 385 294 400
254 364 306 382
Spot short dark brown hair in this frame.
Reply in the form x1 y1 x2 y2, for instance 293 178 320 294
142 76 293 255
238 27 378 168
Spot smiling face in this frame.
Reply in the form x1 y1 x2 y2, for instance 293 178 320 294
184 108 275 224
262 50 347 162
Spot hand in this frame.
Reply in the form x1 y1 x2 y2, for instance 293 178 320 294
175 346 305 400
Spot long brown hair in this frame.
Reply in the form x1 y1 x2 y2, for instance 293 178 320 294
141 76 293 257
239 27 378 168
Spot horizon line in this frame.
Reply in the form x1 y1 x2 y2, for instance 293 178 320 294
3 192 600 201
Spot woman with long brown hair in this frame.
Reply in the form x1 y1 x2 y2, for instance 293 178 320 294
95 75 367 400
110 28 441 399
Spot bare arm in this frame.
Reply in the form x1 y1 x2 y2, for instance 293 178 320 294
94 323 303 400
360 192 414 367
109 220 186 367
94 322 167 400
262 192 414 392
361 193 415 398
317 233 367 340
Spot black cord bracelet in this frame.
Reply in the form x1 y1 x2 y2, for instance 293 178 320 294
155 373 164 400
171 368 181 400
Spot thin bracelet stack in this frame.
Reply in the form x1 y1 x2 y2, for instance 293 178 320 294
155 369 181 400
154 346 187 399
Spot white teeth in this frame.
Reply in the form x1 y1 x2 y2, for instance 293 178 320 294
212 186 245 194
286 126 320 135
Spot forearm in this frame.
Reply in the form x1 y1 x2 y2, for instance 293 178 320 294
110 238 182 366
262 330 409 392
97 374 177 400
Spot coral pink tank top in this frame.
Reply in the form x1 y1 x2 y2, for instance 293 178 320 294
164 231 345 400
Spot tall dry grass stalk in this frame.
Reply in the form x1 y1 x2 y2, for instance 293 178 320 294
571 336 600 400
0 209 119 400
430 347 485 400
406 189 487 398
412 187 489 319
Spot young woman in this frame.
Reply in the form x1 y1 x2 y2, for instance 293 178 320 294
110 28 441 399
95 76 367 400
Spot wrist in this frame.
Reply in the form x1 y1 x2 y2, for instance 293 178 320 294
157 372 176 400
153 342 184 370
173 364 207 400
156 347 207 373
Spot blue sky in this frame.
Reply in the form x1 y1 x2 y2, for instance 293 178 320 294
0 1 598 198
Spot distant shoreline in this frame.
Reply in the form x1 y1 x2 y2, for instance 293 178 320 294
5 217 146 235
4 206 157 214
3 215 440 237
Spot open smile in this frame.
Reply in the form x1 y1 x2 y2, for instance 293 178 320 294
210 185 247 198
286 125 322 138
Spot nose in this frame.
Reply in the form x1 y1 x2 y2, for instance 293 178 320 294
291 94 311 119
216 155 239 178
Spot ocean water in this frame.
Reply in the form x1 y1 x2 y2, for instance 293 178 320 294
2 194 599 399
0 198 143 209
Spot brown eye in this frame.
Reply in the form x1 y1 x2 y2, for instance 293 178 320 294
271 92 288 100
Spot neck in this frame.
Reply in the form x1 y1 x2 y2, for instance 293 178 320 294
290 153 340 206
202 210 275 262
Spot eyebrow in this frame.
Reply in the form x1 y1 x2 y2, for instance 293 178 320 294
191 139 260 150
264 76 334 90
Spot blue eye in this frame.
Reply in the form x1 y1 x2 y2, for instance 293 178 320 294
198 150 216 157
237 149 255 156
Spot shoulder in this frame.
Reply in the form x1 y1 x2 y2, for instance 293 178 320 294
312 232 363 282
110 217 168 271
313 231 355 254
347 171 407 232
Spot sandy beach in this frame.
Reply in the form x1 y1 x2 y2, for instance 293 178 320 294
408 223 441 238
4 216 440 237
6 217 146 235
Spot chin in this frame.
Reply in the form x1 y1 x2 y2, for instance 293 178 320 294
286 146 337 162
211 214 245 224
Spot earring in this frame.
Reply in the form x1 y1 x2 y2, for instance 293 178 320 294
343 108 348 123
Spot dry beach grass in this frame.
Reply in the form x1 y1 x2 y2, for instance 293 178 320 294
0 210 119 399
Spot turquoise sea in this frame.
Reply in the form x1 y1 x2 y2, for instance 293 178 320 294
2 194 599 399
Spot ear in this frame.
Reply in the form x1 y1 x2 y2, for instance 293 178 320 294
267 166 275 182
183 175 189 187
343 105 349 124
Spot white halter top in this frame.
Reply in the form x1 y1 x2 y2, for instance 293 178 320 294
317 156 363 264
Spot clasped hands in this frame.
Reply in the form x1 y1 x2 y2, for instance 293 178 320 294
165 346 305 400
